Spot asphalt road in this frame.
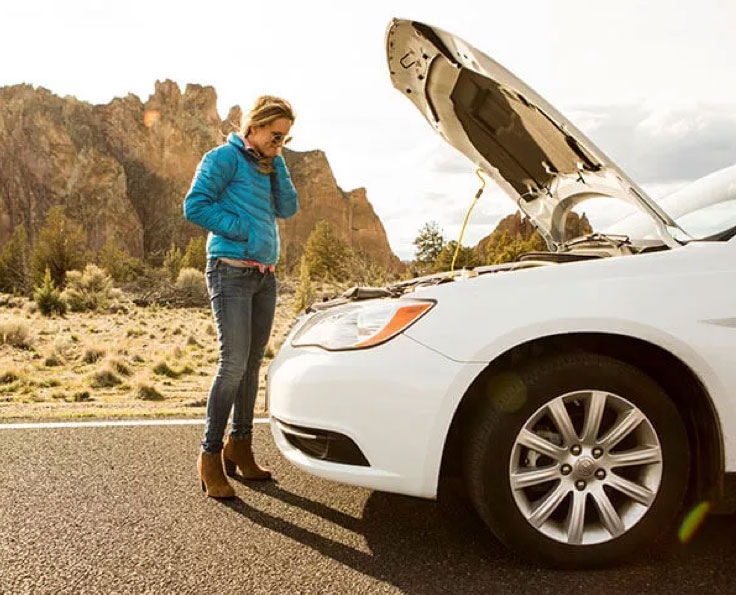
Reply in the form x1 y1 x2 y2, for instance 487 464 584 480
1 422 734 594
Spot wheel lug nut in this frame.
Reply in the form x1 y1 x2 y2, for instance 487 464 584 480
560 464 572 476
595 469 606 480
592 447 603 458
570 445 582 456
575 480 586 491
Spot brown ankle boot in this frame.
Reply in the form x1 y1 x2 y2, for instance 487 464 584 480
197 451 235 498
223 435 272 481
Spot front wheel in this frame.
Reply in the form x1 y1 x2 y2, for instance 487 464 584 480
463 353 690 567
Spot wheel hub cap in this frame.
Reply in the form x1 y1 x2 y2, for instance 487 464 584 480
508 390 663 546
574 457 596 478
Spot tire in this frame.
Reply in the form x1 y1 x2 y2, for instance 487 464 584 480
463 352 689 568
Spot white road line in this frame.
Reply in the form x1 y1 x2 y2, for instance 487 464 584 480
0 417 271 430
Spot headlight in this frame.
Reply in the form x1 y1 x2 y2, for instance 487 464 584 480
291 299 434 350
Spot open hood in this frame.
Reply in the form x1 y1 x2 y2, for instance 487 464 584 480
386 19 686 249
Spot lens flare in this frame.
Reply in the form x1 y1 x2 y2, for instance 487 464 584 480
678 501 711 544
143 110 161 128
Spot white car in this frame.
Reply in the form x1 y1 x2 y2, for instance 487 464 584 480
268 19 736 567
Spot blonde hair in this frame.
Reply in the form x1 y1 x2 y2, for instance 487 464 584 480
240 95 295 137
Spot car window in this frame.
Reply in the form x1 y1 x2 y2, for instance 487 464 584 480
674 199 736 239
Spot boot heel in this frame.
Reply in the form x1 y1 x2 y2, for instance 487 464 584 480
223 457 237 477
200 480 206 493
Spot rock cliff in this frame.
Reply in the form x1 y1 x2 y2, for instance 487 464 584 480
0 80 400 271
474 210 592 255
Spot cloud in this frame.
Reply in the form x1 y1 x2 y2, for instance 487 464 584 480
425 143 474 174
568 103 736 184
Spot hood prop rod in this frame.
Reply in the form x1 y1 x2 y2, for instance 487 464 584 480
450 168 486 276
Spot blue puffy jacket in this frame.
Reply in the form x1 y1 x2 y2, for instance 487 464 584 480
183 132 299 265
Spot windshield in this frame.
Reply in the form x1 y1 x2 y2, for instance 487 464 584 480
604 163 736 242
674 200 736 239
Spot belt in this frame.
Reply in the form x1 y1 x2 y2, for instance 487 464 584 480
217 257 275 273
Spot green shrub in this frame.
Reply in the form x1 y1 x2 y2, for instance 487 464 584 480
33 267 67 316
181 236 207 271
32 205 88 288
163 244 183 281
61 264 120 312
98 237 142 282
294 254 315 314
434 241 478 272
0 226 31 295
303 221 349 281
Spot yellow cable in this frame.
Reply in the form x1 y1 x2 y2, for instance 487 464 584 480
450 168 486 275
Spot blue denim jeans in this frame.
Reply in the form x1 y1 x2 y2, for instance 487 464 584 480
201 258 277 454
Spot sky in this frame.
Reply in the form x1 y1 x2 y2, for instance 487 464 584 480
3 0 736 259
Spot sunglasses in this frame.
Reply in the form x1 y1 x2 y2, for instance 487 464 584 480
271 131 292 146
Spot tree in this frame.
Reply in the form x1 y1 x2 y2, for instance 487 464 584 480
481 230 547 265
434 241 478 272
163 243 183 280
34 267 66 316
181 236 207 271
98 237 142 283
32 206 88 287
294 254 315 313
412 221 445 275
0 226 31 295
303 220 349 281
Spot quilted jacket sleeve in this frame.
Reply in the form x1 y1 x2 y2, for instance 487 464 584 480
270 155 299 219
183 146 249 241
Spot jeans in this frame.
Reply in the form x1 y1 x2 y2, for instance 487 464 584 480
201 258 277 454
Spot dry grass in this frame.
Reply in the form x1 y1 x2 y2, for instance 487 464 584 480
0 285 299 420
107 357 132 377
135 383 164 401
82 343 106 364
0 319 34 349
152 360 194 379
0 368 20 384
90 367 123 388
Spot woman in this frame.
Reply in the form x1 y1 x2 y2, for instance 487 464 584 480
183 95 299 498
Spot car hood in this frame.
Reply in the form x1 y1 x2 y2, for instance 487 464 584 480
386 19 686 249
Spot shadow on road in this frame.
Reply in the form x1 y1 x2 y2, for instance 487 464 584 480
220 477 734 594
223 479 513 593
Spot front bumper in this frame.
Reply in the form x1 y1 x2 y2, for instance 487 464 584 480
268 333 484 498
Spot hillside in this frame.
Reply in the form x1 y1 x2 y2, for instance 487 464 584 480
0 81 400 271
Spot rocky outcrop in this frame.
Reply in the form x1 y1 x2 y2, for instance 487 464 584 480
0 81 400 270
474 210 592 254
278 150 399 270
